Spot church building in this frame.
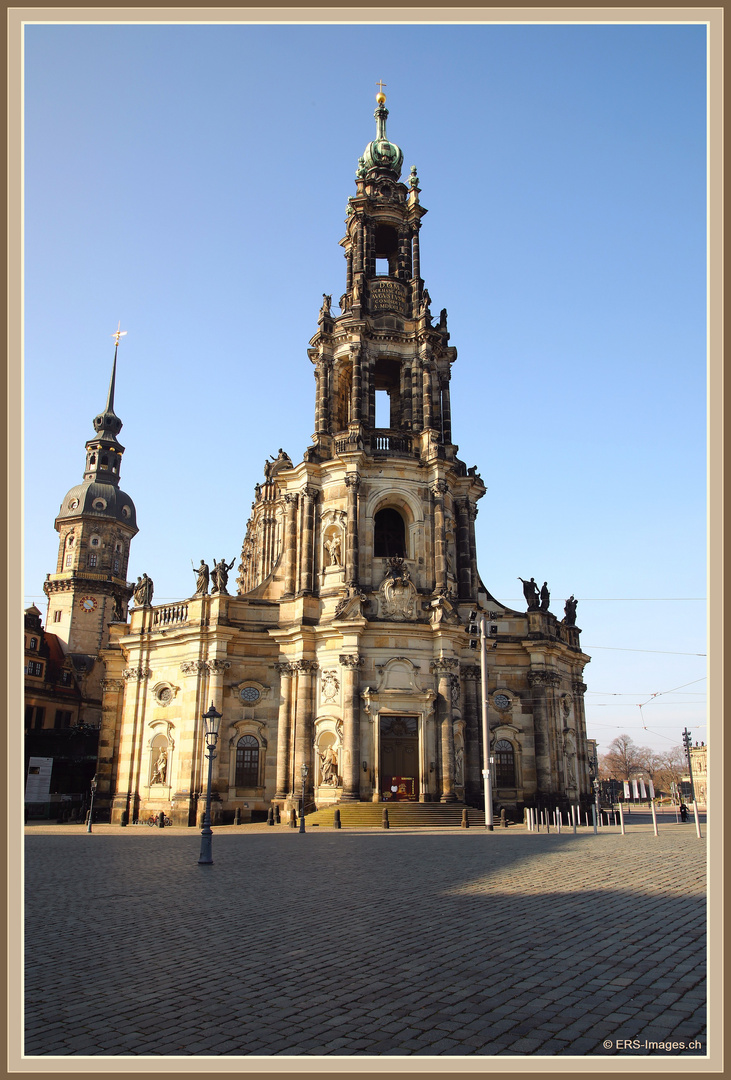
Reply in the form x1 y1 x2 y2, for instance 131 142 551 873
79 94 590 825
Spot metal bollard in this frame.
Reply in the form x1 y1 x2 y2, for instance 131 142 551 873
500 809 507 829
333 808 341 829
266 807 273 826
618 803 626 834
274 804 281 824
382 808 390 829
234 807 242 825
461 808 470 828
651 800 658 836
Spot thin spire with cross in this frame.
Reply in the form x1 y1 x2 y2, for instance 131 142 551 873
111 321 127 349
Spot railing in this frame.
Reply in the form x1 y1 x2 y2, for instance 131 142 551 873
372 430 414 455
152 603 189 628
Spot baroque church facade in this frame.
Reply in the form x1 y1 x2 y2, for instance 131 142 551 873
44 96 591 825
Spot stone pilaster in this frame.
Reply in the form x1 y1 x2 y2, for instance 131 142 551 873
350 345 362 422
432 481 448 594
339 653 363 801
282 493 298 598
411 358 423 431
300 486 317 595
422 359 433 430
431 658 459 803
572 678 590 795
345 473 360 587
462 666 482 807
292 660 318 804
274 662 295 799
528 670 561 795
468 503 479 595
441 372 452 444
401 362 412 429
455 498 472 600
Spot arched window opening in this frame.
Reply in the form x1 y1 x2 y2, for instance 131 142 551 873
101 455 109 467
374 223 398 276
374 357 401 429
495 739 516 787
374 507 406 558
235 735 260 787
89 454 96 466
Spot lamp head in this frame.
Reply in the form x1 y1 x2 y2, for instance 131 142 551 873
202 702 222 749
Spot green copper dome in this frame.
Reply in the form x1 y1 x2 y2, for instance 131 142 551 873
362 101 403 178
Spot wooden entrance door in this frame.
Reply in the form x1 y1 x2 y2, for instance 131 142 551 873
380 715 418 800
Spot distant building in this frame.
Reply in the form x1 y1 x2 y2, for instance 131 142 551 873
683 742 707 806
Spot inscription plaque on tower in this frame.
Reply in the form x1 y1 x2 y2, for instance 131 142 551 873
369 279 406 314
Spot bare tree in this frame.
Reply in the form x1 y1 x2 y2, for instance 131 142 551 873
601 734 650 781
653 746 686 797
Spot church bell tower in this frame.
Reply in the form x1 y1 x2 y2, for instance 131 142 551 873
44 332 138 660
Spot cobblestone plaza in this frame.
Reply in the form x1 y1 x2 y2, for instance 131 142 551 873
22 824 708 1064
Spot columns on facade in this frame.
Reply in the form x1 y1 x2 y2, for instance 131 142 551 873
432 480 448 594
350 345 362 423
282 493 299 598
455 498 473 600
411 358 423 431
462 666 482 808
274 662 295 799
315 358 331 436
292 660 318 804
572 678 590 795
300 486 317 595
528 670 561 795
345 473 360 586
339 653 363 801
441 372 452 444
422 358 434 430
467 503 479 595
401 362 413 429
431 658 458 803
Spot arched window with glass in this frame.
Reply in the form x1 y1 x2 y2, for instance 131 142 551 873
495 739 516 787
235 735 260 788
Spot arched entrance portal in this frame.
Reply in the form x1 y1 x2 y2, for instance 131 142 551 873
380 715 419 801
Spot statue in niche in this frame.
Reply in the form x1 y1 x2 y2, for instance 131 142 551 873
112 595 124 621
420 288 431 316
518 577 540 611
151 748 167 785
192 559 209 596
133 573 154 607
540 582 550 611
319 745 339 786
563 595 578 626
211 558 235 595
455 746 464 786
325 534 342 566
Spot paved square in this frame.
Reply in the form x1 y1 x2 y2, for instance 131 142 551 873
24 825 706 1058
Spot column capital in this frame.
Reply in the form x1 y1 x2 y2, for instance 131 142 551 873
207 659 231 675
293 659 319 674
430 657 459 676
275 662 296 677
462 665 481 682
529 670 561 688
123 666 151 681
101 678 125 691
180 660 206 677
345 473 361 491
339 653 363 668
572 679 588 695
302 485 319 502
431 479 448 500
283 493 299 507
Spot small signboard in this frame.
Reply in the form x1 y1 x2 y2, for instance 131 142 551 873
25 757 53 802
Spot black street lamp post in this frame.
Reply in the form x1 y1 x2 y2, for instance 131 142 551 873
198 703 222 865
298 763 309 833
86 774 97 834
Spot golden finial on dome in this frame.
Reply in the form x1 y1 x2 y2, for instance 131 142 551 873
375 79 387 105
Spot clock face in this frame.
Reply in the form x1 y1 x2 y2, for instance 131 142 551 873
79 596 98 613
494 693 510 710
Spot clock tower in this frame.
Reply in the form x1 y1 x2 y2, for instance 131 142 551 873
43 335 138 671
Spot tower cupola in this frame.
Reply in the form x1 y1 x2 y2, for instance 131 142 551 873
361 98 403 178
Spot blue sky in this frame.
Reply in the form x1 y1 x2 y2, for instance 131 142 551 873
22 20 708 756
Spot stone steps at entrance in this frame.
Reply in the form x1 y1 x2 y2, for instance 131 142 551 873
306 802 486 828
